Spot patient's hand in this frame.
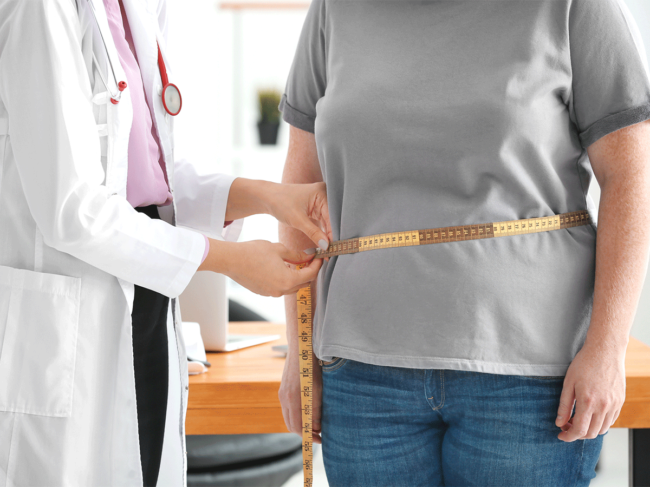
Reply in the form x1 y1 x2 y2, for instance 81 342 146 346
279 351 323 444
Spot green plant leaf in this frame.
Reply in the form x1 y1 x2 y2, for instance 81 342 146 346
258 88 282 124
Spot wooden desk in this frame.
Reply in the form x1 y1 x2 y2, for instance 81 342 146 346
187 322 289 435
187 322 650 485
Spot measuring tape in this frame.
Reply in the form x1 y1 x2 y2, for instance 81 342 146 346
296 284 314 486
295 210 591 486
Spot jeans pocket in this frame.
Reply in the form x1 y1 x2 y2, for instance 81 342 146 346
320 357 348 372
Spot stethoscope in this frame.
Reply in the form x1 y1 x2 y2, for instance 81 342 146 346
87 0 182 116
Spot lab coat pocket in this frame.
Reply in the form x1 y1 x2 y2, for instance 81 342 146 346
0 265 81 417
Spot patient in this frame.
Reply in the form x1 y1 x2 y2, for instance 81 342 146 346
278 1 650 486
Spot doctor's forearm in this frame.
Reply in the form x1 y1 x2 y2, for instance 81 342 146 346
224 178 279 221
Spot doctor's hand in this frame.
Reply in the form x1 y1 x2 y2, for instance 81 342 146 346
555 342 626 442
225 179 332 252
265 182 332 252
199 239 322 298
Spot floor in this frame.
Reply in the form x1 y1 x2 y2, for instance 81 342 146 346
282 428 629 487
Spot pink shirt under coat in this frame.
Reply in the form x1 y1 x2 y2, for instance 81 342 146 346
104 0 211 263
103 0 172 208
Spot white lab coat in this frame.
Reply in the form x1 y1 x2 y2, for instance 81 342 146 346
0 0 241 485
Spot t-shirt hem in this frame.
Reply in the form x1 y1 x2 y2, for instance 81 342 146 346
579 102 650 149
316 344 569 377
279 94 316 133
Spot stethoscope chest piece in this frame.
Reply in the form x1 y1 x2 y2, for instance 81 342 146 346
162 83 182 116
158 44 182 116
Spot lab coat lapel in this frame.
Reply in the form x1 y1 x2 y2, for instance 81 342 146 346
86 0 132 199
87 0 128 95
119 0 175 192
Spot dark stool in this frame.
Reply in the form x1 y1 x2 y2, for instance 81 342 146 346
186 434 312 487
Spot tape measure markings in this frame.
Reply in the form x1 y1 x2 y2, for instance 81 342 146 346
296 284 313 487
315 211 590 259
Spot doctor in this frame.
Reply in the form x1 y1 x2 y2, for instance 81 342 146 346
0 0 329 486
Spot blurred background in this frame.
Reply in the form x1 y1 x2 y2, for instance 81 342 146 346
166 1 650 485
169 0 308 324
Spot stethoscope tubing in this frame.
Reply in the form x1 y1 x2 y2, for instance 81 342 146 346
88 0 123 103
87 0 181 114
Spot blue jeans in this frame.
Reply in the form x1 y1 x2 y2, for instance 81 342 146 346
321 358 604 487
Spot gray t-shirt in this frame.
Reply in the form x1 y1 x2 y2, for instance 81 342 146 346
280 0 650 375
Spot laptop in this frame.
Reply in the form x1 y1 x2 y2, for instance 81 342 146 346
178 271 279 352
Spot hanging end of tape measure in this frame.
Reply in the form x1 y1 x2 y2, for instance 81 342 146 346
296 278 313 487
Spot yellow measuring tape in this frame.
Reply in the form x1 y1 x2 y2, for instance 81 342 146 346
296 285 314 486
295 210 590 486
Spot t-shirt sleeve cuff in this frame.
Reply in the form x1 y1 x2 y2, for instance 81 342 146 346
579 102 650 149
279 94 316 133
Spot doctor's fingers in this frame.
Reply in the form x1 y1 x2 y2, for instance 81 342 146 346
308 186 333 242
322 203 333 242
284 272 322 295
281 245 319 266
292 214 330 252
289 257 323 282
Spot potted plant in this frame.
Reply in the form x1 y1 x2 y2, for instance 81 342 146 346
257 88 282 145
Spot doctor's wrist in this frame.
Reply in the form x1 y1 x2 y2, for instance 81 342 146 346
197 238 234 274
252 179 283 216
226 178 279 221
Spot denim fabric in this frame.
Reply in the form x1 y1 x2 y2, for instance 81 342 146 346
321 358 604 487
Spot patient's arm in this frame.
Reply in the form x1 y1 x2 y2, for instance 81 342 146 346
556 120 650 441
278 125 328 443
